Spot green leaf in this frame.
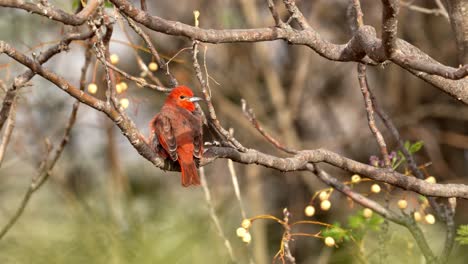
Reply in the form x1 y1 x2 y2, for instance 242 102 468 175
348 213 365 229
367 214 384 231
409 141 424 154
104 1 113 8
456 225 468 245
72 0 80 10
404 141 410 151
321 224 349 242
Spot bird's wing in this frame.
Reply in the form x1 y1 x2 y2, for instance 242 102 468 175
192 114 203 159
152 114 178 161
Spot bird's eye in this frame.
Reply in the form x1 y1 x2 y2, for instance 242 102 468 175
180 95 186 100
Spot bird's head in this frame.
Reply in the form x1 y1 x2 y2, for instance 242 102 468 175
166 85 203 112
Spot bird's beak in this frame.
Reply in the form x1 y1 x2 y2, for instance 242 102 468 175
189 97 203 102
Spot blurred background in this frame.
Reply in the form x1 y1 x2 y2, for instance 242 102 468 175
0 0 467 263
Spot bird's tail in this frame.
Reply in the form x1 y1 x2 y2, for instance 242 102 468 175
180 159 200 187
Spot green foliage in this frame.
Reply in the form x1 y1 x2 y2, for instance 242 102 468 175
393 140 424 169
72 0 80 10
321 223 350 243
322 210 384 244
348 210 384 241
456 225 468 245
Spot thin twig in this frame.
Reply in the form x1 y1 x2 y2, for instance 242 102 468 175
122 14 178 87
140 0 146 11
100 59 171 92
0 31 94 131
283 0 311 30
0 96 17 166
0 43 92 239
192 41 247 151
266 0 284 27
357 64 391 168
199 167 237 263
281 208 296 264
401 1 449 20
241 99 297 155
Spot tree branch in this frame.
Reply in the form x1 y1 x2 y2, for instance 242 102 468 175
381 0 399 58
0 0 99 26
357 64 391 168
108 0 468 104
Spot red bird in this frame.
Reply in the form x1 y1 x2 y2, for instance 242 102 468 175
149 86 204 187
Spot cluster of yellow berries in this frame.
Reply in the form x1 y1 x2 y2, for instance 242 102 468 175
236 219 252 244
304 174 437 223
304 190 332 217
87 53 161 110
88 81 127 95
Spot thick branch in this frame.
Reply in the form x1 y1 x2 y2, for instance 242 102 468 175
2 40 468 201
381 0 399 57
109 0 468 104
445 0 468 64
202 147 468 199
0 0 99 26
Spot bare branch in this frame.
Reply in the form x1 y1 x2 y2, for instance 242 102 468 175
122 14 178 87
109 0 468 103
0 96 16 166
381 0 399 58
100 59 171 92
266 0 284 27
241 99 297 155
140 0 147 11
202 146 468 199
401 1 449 20
0 0 99 25
283 0 311 30
357 64 391 168
192 42 247 152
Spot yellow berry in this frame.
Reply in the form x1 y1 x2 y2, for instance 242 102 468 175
148 62 158 72
242 232 252 243
87 83 98 94
320 200 331 211
241 219 251 229
236 227 247 238
425 214 436 224
110 54 119 64
414 212 422 222
351 174 361 183
116 83 123 94
304 205 315 217
119 98 129 109
397 199 408 209
324 236 335 247
363 208 373 218
425 176 436 184
319 191 329 201
119 81 128 91
371 184 381 194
